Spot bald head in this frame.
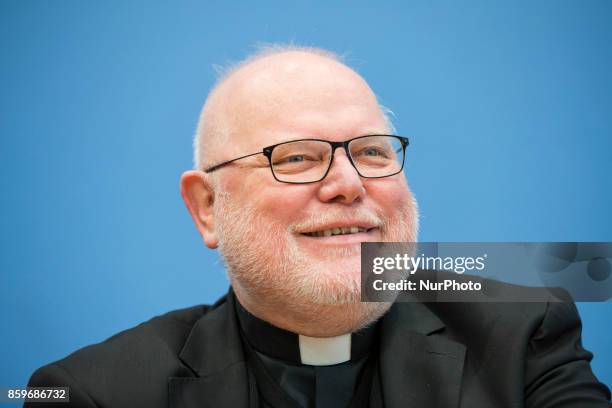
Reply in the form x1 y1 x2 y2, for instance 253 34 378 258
194 46 393 170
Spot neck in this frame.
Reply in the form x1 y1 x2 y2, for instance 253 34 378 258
232 282 390 337
234 293 379 366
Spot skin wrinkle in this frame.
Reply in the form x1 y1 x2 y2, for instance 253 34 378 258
184 48 420 337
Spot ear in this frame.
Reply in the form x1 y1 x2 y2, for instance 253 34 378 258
180 170 219 249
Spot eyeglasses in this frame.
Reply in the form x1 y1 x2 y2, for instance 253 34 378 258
204 134 409 184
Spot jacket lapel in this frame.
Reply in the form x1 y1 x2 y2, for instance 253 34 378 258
169 292 251 408
167 291 466 407
379 301 466 408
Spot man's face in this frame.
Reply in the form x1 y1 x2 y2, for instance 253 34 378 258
208 55 418 318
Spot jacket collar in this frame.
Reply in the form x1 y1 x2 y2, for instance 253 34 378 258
169 291 252 408
168 290 466 408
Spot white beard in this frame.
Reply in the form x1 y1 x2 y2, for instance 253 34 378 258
213 189 419 334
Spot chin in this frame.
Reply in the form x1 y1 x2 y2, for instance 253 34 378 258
296 299 392 337
290 273 360 306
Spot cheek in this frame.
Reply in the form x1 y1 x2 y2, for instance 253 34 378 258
254 184 316 219
365 177 413 212
226 172 317 221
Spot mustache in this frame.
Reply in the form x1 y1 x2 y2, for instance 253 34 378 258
290 207 384 232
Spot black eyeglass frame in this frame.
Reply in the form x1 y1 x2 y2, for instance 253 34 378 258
203 134 410 184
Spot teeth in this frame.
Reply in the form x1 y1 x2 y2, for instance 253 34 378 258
305 226 369 237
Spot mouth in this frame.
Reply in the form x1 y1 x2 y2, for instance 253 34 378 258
296 222 381 250
301 226 373 237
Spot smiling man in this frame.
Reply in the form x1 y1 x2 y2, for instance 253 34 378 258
26 46 610 407
182 47 418 341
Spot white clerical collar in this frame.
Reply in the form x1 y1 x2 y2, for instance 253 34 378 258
298 333 351 366
234 295 377 366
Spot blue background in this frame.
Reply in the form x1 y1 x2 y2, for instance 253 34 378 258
1 0 611 395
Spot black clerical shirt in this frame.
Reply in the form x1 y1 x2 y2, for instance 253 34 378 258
235 298 382 408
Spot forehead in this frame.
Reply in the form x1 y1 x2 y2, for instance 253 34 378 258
213 53 388 154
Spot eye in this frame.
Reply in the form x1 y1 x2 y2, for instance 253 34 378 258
363 148 381 156
356 147 389 158
287 155 305 163
273 154 319 166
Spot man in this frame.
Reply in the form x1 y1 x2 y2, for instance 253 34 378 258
27 46 611 407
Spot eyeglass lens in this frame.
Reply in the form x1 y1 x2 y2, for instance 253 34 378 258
270 135 405 183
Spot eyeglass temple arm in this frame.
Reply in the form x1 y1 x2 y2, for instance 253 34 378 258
203 151 263 173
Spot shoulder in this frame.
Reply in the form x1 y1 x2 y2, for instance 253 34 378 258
392 270 583 354
420 272 575 337
59 303 211 369
27 301 223 407
393 276 611 405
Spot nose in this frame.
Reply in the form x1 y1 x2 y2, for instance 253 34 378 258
317 150 365 204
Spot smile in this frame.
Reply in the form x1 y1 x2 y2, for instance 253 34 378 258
302 226 371 237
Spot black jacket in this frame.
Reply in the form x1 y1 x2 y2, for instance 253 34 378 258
26 289 611 407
